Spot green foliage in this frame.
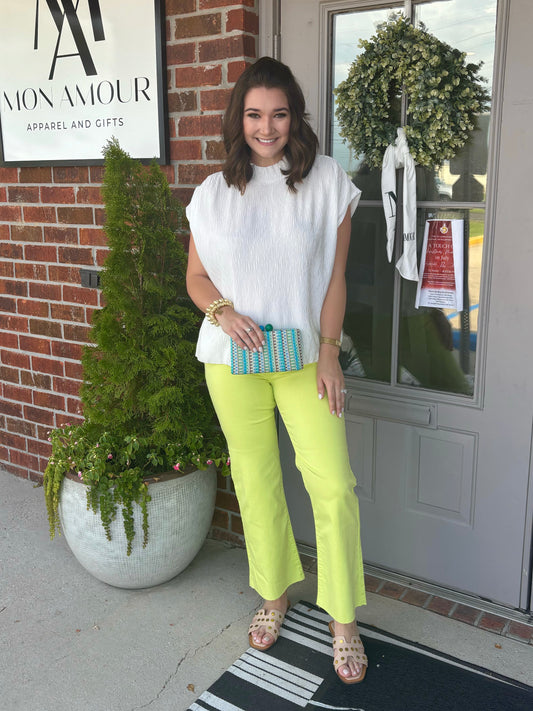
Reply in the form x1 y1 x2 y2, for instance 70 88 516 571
44 139 229 554
335 13 490 168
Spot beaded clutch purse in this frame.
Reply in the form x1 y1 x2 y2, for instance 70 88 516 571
231 325 303 375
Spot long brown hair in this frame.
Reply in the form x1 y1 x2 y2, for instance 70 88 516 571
222 57 319 193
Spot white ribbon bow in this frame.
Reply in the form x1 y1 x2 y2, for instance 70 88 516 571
381 127 419 281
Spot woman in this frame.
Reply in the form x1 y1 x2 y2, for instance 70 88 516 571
186 57 367 684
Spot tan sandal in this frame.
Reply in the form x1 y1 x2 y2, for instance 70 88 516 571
248 602 290 651
329 620 368 684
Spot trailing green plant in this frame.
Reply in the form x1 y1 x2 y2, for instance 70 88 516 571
44 139 229 555
335 13 490 168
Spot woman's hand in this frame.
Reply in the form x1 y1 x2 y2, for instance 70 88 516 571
317 345 346 417
215 306 265 352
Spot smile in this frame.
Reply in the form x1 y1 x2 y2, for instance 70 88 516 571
256 137 277 144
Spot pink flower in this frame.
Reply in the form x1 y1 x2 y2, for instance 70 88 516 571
107 454 113 460
173 463 181 471
206 459 213 465
96 444 99 448
77 471 83 479
226 458 231 467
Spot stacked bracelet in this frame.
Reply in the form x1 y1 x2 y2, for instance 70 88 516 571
205 298 233 326
319 336 342 348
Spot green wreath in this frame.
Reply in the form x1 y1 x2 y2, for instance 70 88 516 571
334 14 490 169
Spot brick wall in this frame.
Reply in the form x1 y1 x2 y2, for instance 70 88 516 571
0 0 259 545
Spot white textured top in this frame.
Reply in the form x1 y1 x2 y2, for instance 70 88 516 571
186 154 361 366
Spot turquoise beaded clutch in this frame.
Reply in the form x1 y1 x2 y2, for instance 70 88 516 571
231 326 303 375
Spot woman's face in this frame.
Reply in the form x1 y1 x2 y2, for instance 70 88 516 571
242 86 291 166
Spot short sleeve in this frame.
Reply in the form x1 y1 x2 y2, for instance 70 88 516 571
334 159 361 225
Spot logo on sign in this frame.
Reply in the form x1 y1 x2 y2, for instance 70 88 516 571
34 0 105 79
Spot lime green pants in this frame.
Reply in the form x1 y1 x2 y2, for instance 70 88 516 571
205 363 366 623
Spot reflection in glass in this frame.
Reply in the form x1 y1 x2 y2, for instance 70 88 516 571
397 208 484 395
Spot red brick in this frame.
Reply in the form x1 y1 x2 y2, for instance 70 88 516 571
7 417 35 437
0 187 5 201
212 508 229 529
228 59 252 83
19 334 52 355
0 431 26 449
66 398 83 416
24 244 58 264
402 589 431 607
80 228 107 246
9 450 41 471
41 186 76 204
31 355 64 376
205 140 226 160
76 186 103 204
53 166 89 183
89 166 105 183
58 246 94 265
0 399 23 417
10 225 43 243
226 8 259 34
21 370 52 389
56 412 83 428
170 140 203 161
0 166 19 182
178 163 222 184
199 34 256 62
200 0 254 7
0 296 16 312
168 91 197 113
166 0 195 13
179 114 223 137
50 303 85 323
506 621 533 643
0 260 14 277
28 438 52 458
3 463 35 479
0 205 22 221
57 207 94 225
215 490 240 513
63 285 98 306
33 391 65 410
8 186 40 203
166 42 196 65
3 384 33 404
0 224 9 239
1 349 30 369
451 604 481 625
23 206 56 223
200 88 232 111
53 377 81 397
29 318 63 338
477 613 507 634
175 65 222 88
65 361 83 379
63 324 92 343
96 249 109 266
175 13 221 39
24 405 55 426
0 280 27 297
94 208 106 226
29 282 62 301
48 265 80 284
379 581 406 600
173 187 194 206
0 444 8 461
44 226 78 244
14 263 48 281
0 314 28 332
0 243 23 259
427 597 455 616
0 332 18 349
230 513 243 535
0 365 21 384
19 166 52 183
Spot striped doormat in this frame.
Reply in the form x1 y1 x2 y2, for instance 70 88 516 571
187 601 533 711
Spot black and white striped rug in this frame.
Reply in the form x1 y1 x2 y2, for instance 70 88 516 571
187 601 533 711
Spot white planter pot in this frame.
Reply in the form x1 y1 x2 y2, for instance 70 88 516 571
58 466 217 589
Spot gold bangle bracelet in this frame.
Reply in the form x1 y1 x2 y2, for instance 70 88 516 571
205 298 233 326
319 336 342 349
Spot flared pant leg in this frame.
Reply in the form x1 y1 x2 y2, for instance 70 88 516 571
205 363 366 622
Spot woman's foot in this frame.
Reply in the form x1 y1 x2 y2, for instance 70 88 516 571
329 619 367 684
248 593 289 650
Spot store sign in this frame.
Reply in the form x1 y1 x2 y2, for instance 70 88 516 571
0 0 168 165
415 219 464 311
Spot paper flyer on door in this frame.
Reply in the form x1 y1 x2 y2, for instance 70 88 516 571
415 219 464 311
